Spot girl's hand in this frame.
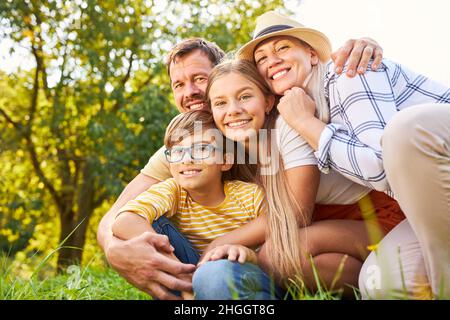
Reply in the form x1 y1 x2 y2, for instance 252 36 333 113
198 244 258 266
278 87 317 129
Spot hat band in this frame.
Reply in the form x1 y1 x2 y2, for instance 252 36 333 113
254 25 293 39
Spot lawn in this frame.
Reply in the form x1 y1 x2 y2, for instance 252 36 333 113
1 253 349 300
0 254 150 300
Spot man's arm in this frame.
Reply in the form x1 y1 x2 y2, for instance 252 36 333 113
98 145 170 250
111 210 195 300
97 173 195 300
112 212 153 240
97 173 159 250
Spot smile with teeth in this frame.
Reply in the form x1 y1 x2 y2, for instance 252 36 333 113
181 169 202 176
226 119 251 128
271 69 289 80
188 102 205 110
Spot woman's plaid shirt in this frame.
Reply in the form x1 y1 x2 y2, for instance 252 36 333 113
316 59 450 192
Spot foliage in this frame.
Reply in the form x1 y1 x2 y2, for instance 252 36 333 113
0 0 288 270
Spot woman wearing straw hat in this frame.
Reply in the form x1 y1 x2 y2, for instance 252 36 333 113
237 10 450 299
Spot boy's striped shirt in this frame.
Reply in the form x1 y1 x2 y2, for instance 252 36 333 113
118 178 266 253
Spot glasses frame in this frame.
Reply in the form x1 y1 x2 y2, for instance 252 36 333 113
164 143 218 163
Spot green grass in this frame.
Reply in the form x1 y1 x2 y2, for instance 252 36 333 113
1 252 348 300
284 255 359 300
0 255 150 300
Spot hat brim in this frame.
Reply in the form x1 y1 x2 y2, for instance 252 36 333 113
237 27 332 63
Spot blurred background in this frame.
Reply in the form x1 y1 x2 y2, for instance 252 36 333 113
0 0 448 282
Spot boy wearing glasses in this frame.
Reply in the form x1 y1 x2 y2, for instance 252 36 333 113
112 110 275 299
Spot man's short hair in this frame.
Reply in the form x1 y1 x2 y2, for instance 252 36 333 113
166 38 225 78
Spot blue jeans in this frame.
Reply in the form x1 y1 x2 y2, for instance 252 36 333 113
151 216 200 265
193 259 285 300
153 217 284 300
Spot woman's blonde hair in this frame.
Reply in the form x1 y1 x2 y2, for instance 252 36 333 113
305 60 329 123
206 59 306 282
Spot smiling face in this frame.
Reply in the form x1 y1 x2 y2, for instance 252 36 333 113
253 36 319 96
170 49 214 113
168 132 231 192
208 72 274 145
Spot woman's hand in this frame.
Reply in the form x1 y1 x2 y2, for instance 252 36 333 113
278 87 317 129
198 244 258 266
277 87 326 151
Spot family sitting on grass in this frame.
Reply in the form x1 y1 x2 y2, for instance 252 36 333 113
97 11 450 300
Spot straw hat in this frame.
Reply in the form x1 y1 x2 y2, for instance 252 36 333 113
237 11 332 63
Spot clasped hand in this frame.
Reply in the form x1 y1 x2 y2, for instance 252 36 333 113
278 87 317 129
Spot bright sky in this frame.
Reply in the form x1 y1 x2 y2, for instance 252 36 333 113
1 0 449 86
289 0 450 85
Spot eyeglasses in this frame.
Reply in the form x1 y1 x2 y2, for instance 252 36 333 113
164 143 217 163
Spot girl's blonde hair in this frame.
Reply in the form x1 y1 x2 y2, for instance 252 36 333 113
206 59 307 282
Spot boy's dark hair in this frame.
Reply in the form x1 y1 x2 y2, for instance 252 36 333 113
164 109 218 149
166 38 226 78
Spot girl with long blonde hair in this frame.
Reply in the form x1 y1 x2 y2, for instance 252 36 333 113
198 59 405 295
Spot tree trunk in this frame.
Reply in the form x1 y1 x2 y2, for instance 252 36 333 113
56 206 94 270
56 162 95 270
57 210 82 269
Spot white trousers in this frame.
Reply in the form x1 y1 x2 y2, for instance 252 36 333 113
359 103 450 299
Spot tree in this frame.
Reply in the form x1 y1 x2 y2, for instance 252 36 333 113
0 0 287 269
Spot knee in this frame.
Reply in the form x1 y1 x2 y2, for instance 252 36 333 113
358 251 382 299
358 250 405 300
258 232 312 282
383 110 414 160
383 104 447 166
192 260 236 299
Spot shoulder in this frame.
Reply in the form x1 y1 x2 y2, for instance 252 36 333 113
150 145 168 160
152 177 180 192
275 114 287 129
275 115 309 148
226 180 264 206
226 180 261 194
326 58 392 85
325 59 402 101
141 145 172 180
275 115 297 138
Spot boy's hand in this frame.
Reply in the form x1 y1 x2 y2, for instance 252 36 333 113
198 244 258 266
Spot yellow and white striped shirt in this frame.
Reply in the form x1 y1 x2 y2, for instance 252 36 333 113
118 178 266 253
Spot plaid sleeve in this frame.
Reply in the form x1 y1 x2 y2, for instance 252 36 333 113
316 62 399 191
